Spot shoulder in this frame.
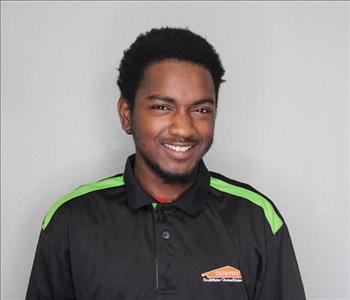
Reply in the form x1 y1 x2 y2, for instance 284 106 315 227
42 174 125 230
209 171 283 235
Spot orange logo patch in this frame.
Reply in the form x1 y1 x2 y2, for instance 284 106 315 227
201 266 242 282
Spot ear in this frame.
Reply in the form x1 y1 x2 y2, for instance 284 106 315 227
117 97 133 135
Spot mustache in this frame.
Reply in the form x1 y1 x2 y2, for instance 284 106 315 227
161 137 199 144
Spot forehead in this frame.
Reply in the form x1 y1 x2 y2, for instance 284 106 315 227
136 59 215 101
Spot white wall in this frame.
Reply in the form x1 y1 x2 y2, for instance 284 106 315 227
1 1 349 299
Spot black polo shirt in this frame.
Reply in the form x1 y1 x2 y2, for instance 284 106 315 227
26 155 306 300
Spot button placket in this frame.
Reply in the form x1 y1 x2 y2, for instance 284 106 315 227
153 205 179 292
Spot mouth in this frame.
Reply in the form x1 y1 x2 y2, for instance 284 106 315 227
162 143 195 153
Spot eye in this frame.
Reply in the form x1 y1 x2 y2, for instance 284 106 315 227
195 107 212 114
151 105 169 111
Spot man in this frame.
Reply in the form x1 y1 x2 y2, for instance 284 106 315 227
26 27 306 299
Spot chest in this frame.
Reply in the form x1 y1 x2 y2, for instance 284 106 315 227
69 205 255 300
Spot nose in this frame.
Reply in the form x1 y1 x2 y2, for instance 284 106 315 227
168 110 196 139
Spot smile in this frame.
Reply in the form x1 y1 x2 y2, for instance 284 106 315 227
162 143 194 153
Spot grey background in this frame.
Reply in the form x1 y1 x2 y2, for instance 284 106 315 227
1 1 349 299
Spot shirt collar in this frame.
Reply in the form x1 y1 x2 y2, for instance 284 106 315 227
123 154 210 216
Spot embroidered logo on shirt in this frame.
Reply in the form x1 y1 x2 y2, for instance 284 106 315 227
201 266 243 282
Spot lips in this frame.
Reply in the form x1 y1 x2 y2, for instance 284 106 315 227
161 141 197 155
162 143 194 152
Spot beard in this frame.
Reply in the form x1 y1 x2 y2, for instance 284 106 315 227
140 151 198 185
137 137 213 185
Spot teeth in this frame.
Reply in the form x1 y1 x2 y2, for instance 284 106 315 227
163 143 193 152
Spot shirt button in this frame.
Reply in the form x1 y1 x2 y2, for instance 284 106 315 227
161 230 170 240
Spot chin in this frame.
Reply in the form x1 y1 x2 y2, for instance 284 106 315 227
162 162 197 174
141 152 199 185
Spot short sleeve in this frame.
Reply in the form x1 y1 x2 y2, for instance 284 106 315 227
253 223 306 300
26 207 75 300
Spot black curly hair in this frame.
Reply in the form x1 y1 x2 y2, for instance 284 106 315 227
117 27 225 110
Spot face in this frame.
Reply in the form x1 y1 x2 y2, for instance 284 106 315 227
118 59 216 184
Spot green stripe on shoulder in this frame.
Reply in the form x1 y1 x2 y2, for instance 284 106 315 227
210 177 283 234
42 175 125 230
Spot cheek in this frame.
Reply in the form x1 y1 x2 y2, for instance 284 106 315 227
132 114 168 143
196 121 215 139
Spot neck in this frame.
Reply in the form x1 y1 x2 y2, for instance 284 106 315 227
133 153 194 202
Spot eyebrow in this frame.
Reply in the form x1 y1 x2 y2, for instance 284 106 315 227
146 94 215 106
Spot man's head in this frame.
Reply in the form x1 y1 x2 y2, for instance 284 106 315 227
117 27 225 111
117 27 225 185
